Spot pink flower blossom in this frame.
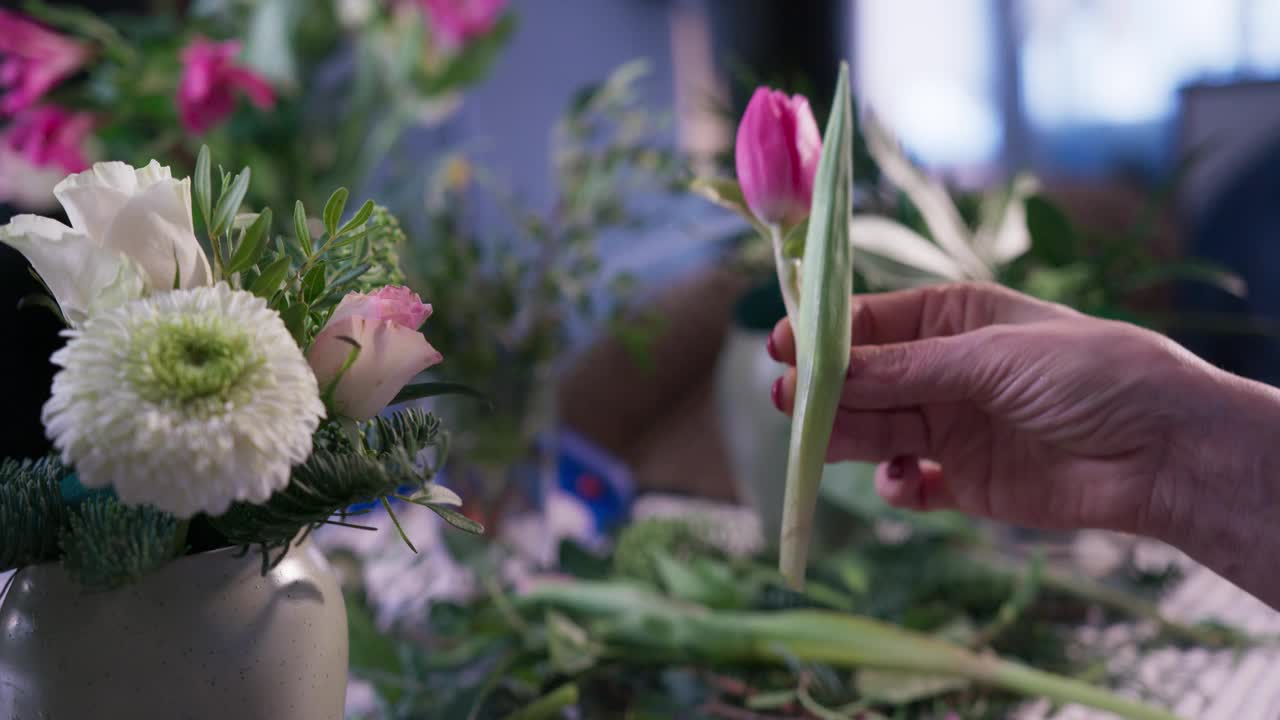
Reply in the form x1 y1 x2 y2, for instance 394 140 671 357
308 286 443 420
734 87 822 227
0 10 90 116
0 105 93 210
177 38 275 135
4 105 93 172
419 0 507 48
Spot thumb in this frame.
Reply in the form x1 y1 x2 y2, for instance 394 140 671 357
840 334 993 410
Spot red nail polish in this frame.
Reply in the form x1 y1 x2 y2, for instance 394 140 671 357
766 332 780 361
887 456 906 479
771 377 783 411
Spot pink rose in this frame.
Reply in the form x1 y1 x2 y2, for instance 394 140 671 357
177 38 275 135
419 0 507 48
308 286 443 420
0 10 90 116
734 86 822 227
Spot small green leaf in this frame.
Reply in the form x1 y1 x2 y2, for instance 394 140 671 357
302 262 326 303
327 262 372 291
294 200 312 257
689 176 769 238
336 199 376 237
1025 195 1076 267
405 484 463 507
280 300 308 346
783 218 809 259
210 167 251 237
425 504 484 534
322 188 349 239
226 207 273 275
390 381 491 407
194 145 212 229
249 256 291 299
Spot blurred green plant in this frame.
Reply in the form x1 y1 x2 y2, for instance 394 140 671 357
343 512 1246 719
399 60 684 501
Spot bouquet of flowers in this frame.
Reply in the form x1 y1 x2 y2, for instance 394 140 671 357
0 0 512 214
0 148 481 591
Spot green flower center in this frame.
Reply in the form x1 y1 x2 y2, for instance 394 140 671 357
129 318 261 409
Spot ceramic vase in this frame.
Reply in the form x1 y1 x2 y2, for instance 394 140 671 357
0 537 348 720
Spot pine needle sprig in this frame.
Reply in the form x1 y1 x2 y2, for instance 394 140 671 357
0 456 70 572
59 496 180 591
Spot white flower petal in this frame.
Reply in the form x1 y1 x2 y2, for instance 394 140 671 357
42 284 325 517
850 216 967 282
102 176 210 289
0 215 146 325
862 110 992 281
973 173 1037 267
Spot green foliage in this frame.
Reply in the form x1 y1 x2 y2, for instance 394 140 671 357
210 407 461 569
59 497 180 592
612 517 720 586
401 60 684 466
0 457 70 572
352 205 408 293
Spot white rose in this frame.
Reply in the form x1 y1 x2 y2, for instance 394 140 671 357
0 160 211 325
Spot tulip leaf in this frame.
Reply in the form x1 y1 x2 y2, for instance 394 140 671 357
391 381 491 408
323 187 349 240
779 62 854 590
249 256 292 299
337 200 376 237
210 167 251 238
194 145 212 231
294 200 313 257
227 207 273 275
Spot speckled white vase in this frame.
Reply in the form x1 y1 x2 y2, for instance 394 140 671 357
0 537 348 720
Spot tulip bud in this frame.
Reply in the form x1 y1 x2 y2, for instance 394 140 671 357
734 87 822 227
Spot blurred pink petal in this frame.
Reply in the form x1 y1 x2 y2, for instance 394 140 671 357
0 10 90 116
177 37 276 134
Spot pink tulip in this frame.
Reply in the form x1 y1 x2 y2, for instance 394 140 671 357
3 105 93 172
177 38 275 135
734 87 822 227
0 10 90 116
419 0 507 48
308 286 444 420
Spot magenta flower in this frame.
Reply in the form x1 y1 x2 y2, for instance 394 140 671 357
734 87 822 227
419 0 507 48
3 104 93 172
0 10 90 116
177 38 275 134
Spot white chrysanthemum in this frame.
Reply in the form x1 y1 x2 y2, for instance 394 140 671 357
42 283 326 518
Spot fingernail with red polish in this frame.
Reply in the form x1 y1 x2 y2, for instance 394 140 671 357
887 456 906 480
766 332 780 361
770 377 783 411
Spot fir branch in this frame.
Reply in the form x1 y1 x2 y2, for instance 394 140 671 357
60 497 180 592
0 456 70 572
211 408 447 570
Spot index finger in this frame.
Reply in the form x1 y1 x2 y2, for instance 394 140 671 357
769 282 1067 365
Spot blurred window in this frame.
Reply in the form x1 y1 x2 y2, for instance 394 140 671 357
854 0 1280 175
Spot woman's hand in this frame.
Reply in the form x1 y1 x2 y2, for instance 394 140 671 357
769 283 1280 606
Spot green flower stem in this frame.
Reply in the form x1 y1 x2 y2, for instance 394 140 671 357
770 223 801 326
779 63 854 590
522 582 1181 720
500 683 580 720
